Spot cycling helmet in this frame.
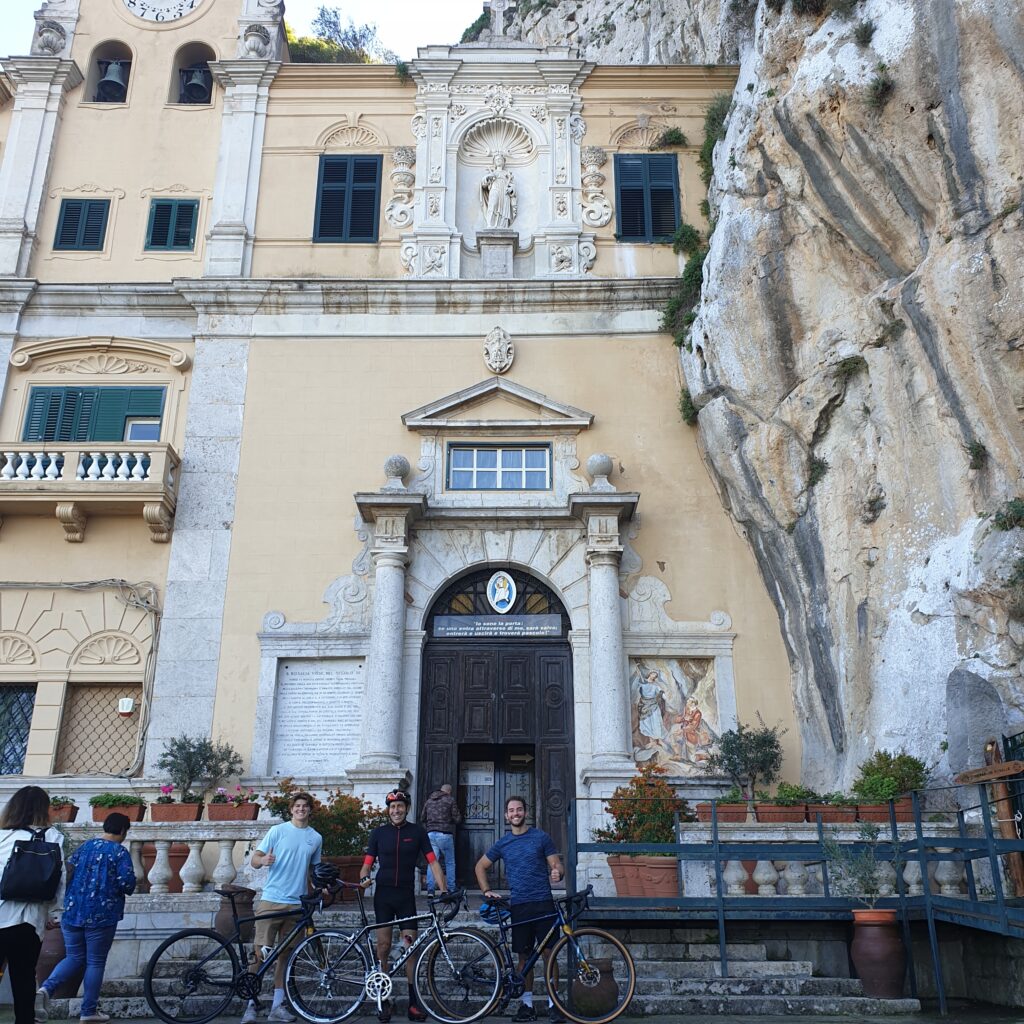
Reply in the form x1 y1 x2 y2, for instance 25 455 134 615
311 862 339 888
385 790 410 806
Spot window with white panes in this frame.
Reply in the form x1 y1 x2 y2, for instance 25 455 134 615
448 445 551 491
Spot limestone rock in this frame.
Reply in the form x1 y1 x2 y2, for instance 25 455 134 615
514 0 1024 787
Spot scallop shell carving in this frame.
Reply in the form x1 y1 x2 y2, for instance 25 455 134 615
323 126 384 149
460 118 535 166
76 635 141 666
0 635 35 665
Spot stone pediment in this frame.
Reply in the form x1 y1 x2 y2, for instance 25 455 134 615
401 377 594 433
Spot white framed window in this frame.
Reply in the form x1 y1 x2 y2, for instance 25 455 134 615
447 445 551 491
124 417 161 442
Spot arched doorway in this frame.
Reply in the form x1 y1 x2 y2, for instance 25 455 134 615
418 567 574 887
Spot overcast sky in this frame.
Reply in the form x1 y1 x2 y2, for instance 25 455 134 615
1 1 486 60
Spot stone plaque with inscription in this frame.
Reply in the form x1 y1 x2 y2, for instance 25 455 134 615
271 659 363 775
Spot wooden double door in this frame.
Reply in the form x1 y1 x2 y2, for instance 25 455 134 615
417 642 573 887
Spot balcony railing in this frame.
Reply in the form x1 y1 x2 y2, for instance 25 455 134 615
0 443 179 541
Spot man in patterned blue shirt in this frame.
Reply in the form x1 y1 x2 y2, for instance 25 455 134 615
475 796 563 1023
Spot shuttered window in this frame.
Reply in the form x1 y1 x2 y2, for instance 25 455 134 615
146 199 199 251
313 154 383 243
22 387 166 443
54 199 110 251
614 154 680 242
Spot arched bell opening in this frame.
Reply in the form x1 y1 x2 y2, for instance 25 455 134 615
168 42 216 105
418 566 573 889
85 41 134 104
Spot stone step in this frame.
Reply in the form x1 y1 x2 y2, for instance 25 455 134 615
627 994 921 1016
630 940 767 961
638 977 866 997
634 959 814 978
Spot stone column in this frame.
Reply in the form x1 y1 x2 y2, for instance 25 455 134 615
0 58 83 276
353 460 426 784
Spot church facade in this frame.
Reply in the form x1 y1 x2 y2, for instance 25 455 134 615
0 0 794 873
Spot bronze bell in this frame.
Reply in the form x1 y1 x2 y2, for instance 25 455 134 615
183 66 211 104
96 60 128 103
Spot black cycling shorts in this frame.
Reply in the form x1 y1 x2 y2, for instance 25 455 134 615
374 886 419 932
510 899 557 954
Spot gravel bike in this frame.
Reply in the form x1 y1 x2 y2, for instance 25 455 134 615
472 885 635 1024
284 882 501 1024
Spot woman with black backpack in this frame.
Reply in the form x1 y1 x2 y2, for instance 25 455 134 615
0 786 65 1024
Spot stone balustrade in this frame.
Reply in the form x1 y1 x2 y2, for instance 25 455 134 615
62 820 273 896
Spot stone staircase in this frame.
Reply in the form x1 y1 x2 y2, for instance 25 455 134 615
41 913 921 1019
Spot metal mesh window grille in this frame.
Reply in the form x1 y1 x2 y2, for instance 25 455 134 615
0 685 36 774
55 683 142 775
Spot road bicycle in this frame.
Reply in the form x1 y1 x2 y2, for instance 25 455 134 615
144 884 335 1024
471 885 635 1024
284 882 501 1024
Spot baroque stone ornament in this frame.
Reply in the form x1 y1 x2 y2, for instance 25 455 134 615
550 245 573 273
384 146 416 229
76 634 141 666
242 24 271 58
484 83 513 115
581 146 613 228
483 327 514 374
0 635 35 665
480 156 517 229
460 118 534 166
383 454 411 491
32 20 66 56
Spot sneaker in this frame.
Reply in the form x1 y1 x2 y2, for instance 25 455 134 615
35 989 50 1023
268 1008 296 1023
548 1007 565 1023
80 1014 110 1023
408 1006 428 1022
240 1006 260 1024
513 1006 537 1023
377 999 393 1023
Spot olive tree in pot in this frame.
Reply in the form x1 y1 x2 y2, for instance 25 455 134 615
823 822 907 997
153 735 244 821
699 714 786 821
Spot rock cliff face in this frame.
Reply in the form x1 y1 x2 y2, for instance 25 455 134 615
510 0 1024 787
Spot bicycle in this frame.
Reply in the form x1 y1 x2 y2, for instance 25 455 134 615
284 882 502 1024
144 883 336 1024
472 885 635 1024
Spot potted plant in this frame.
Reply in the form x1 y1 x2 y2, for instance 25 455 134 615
852 750 928 822
208 786 261 821
823 822 906 997
700 714 787 821
592 762 693 898
153 735 244 821
88 792 146 822
807 791 858 824
48 795 78 823
754 782 817 823
695 785 749 823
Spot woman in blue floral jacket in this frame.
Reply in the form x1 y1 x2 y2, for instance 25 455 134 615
35 813 136 1024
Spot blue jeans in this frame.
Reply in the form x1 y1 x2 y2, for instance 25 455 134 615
426 832 456 894
42 922 117 1015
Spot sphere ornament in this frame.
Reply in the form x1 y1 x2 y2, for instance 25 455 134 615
383 454 411 491
586 453 614 491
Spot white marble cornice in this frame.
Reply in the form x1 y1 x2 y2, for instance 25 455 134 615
20 283 190 317
207 60 280 89
0 279 37 316
0 57 82 92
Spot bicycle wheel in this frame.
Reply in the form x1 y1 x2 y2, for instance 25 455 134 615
144 928 239 1024
285 929 369 1024
544 927 635 1024
414 929 502 1024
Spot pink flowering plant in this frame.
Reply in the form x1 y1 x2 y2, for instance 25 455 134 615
209 785 258 807
155 784 176 805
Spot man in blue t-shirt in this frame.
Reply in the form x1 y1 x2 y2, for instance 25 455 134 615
474 796 563 1023
242 792 323 1024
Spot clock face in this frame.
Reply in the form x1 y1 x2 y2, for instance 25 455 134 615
122 0 206 22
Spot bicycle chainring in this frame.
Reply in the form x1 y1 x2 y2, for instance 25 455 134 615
505 974 524 1000
365 970 393 1002
235 973 263 1001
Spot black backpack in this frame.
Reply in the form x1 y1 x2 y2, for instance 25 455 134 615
0 827 63 902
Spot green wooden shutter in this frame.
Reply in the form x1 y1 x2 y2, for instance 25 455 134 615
314 155 381 242
348 156 382 242
146 200 198 250
23 388 64 441
55 201 84 249
315 156 349 241
54 199 109 250
147 201 174 248
80 201 109 249
23 388 99 442
647 154 679 239
90 387 165 442
615 156 647 240
171 201 198 248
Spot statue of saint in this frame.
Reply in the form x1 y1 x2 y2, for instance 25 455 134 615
480 155 517 229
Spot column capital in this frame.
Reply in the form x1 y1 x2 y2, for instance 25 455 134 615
208 60 281 91
371 548 409 571
2 58 83 95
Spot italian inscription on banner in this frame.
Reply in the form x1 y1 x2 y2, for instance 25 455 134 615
433 614 562 638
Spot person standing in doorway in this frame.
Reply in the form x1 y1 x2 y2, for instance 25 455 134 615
35 813 135 1024
474 796 564 1023
242 792 323 1024
0 786 65 1024
361 791 446 1023
421 784 462 896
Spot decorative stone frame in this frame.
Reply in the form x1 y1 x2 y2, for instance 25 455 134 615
137 186 213 263
42 184 126 263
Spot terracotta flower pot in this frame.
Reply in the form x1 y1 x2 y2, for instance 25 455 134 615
207 802 260 821
807 804 857 823
48 805 78 823
857 799 913 823
635 855 679 898
151 802 203 822
91 804 145 822
36 921 79 996
696 802 748 823
754 804 806 823
850 908 906 998
620 857 641 896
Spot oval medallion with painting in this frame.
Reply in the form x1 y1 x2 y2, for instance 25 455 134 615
486 571 516 614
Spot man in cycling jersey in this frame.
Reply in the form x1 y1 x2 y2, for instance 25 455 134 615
474 795 563 1023
360 790 446 1023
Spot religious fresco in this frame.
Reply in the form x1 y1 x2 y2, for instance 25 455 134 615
629 658 720 775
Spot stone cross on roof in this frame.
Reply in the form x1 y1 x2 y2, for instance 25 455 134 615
486 0 516 38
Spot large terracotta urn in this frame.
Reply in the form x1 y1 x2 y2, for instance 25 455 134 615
850 909 906 998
